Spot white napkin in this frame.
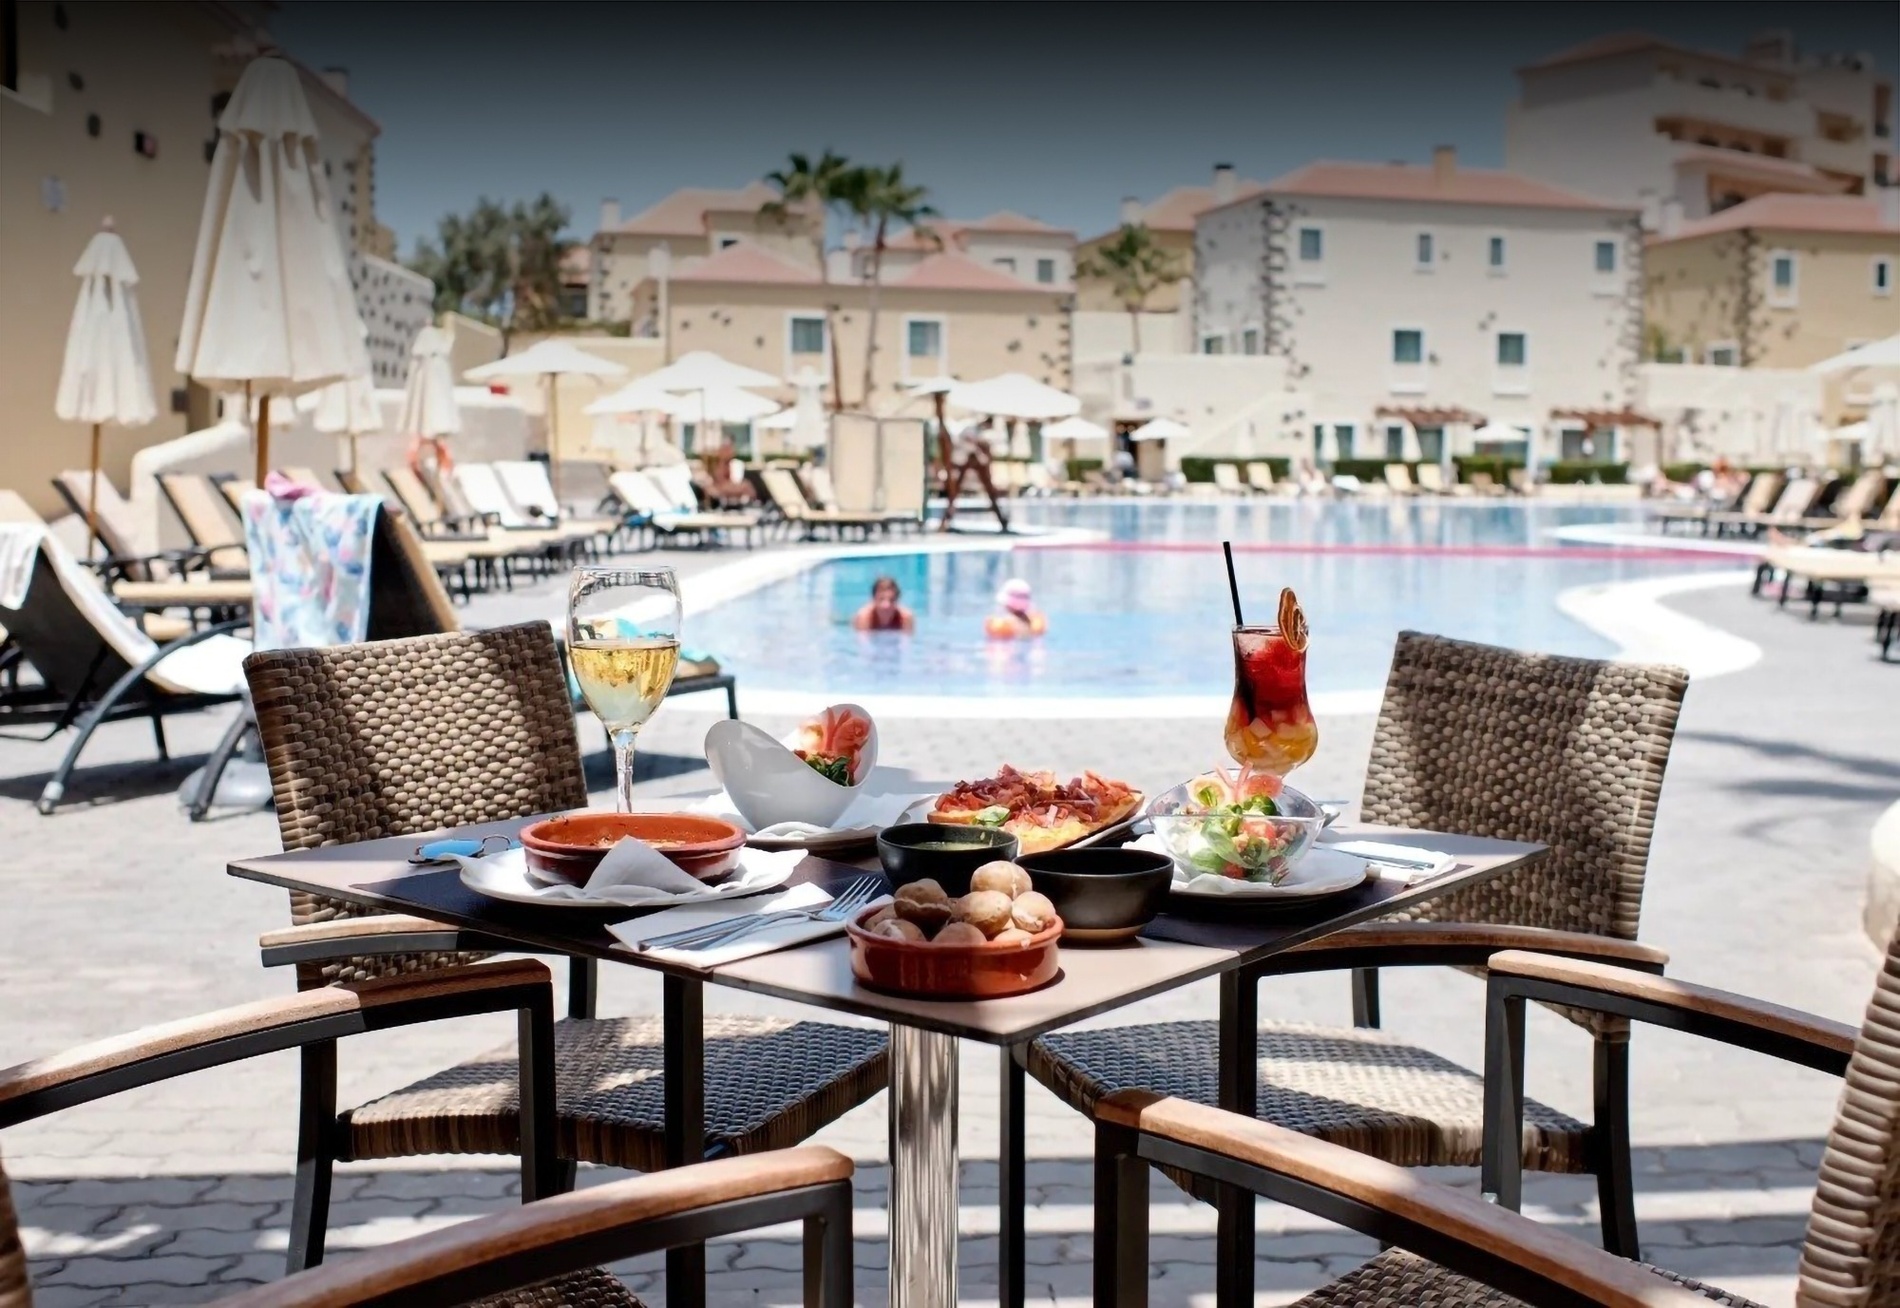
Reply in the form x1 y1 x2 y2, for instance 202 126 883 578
1322 840 1456 884
607 883 894 966
691 789 930 840
455 843 802 906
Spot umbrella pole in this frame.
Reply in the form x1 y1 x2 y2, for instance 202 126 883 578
87 423 102 562
251 383 271 487
545 373 563 512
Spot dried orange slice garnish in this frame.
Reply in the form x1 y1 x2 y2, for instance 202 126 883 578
1278 588 1309 652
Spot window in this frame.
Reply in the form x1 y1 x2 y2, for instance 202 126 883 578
1496 332 1527 366
716 235 740 250
906 318 942 359
1392 329 1424 364
1383 425 1406 460
1706 342 1739 366
1298 227 1324 262
1035 258 1055 284
1201 334 1227 355
1877 257 1894 296
1240 326 1261 355
1332 424 1356 461
1769 250 1797 306
1415 232 1434 269
1488 235 1506 270
789 315 827 355
994 257 1017 274
1415 426 1445 463
1594 240 1618 274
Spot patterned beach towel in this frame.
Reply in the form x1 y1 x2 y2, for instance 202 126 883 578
241 489 380 651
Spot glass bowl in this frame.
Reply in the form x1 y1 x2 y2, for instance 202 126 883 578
1143 777 1326 885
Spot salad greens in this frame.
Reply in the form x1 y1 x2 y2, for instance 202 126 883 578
1192 783 1279 817
801 753 851 785
970 804 1012 827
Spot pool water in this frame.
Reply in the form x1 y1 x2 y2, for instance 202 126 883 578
689 501 1733 699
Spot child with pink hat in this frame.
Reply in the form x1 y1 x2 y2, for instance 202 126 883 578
984 577 1047 638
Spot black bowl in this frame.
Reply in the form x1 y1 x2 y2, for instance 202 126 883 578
1018 847 1174 943
877 823 1020 897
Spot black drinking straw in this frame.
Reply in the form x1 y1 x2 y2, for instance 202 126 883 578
1222 541 1245 626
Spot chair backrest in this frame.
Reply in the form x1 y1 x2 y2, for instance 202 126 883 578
1367 631 1688 941
1384 464 1414 492
1214 464 1244 491
246 621 584 853
493 460 561 519
1771 477 1820 519
1246 462 1275 489
51 471 141 563
1470 471 1496 491
1878 481 1900 531
1797 923 1900 1303
650 464 701 512
1741 471 1786 515
368 506 461 640
1416 463 1446 492
381 465 447 528
280 467 330 491
761 467 813 517
803 465 840 509
158 473 245 551
610 469 670 516
1825 470 1883 522
454 463 532 527
335 467 371 495
218 478 257 516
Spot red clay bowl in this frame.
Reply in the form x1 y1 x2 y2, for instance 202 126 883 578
846 904 1062 1000
519 812 746 887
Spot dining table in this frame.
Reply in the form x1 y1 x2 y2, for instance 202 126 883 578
229 814 1547 1308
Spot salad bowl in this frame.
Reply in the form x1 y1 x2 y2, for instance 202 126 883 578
1144 767 1326 886
704 704 877 831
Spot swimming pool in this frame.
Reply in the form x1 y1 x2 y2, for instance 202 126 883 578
688 501 1739 701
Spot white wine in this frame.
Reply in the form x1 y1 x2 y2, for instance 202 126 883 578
570 638 681 732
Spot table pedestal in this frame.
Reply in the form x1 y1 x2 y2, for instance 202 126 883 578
888 1024 958 1308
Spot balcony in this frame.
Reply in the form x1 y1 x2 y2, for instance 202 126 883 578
1651 75 1812 141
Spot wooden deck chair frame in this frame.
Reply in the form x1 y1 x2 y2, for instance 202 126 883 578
157 472 250 577
1244 462 1277 494
52 471 217 584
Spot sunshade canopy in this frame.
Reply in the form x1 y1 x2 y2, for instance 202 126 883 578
464 338 626 382
946 372 1080 421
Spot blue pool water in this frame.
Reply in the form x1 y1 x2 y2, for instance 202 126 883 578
689 501 1735 699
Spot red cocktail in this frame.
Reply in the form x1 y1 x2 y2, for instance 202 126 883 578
1223 590 1317 774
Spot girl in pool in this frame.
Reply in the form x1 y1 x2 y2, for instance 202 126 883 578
852 575 915 632
984 577 1047 638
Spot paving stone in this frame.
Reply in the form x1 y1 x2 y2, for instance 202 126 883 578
38 1255 238 1288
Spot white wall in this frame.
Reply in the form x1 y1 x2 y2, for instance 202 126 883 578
1072 354 1306 464
1072 310 1191 359
1639 361 1826 462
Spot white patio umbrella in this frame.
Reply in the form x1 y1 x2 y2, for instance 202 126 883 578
690 385 781 426
175 55 369 485
466 338 626 503
1869 383 1900 462
584 377 693 418
1128 417 1190 441
397 325 460 475
1042 415 1109 443
946 372 1080 421
640 351 782 455
311 371 382 472
1810 334 1900 374
56 220 156 558
784 366 829 452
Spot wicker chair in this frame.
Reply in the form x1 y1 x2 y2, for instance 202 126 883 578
0 961 855 1307
1091 924 1886 1308
1022 632 1688 1299
243 622 888 1273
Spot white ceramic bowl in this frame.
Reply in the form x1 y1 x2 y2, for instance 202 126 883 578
703 705 878 831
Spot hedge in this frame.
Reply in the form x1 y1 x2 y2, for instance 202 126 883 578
1661 463 1705 484
1179 456 1292 484
1064 458 1104 482
1451 455 1526 485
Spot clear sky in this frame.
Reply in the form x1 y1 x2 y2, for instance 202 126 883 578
270 1 1898 256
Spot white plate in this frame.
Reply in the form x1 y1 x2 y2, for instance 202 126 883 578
688 794 936 853
1144 840 1370 901
458 848 795 910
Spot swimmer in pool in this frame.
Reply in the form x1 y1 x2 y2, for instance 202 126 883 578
984 577 1047 638
852 575 915 633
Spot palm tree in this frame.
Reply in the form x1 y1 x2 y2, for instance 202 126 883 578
408 193 573 351
846 163 937 408
1075 223 1184 353
763 150 852 408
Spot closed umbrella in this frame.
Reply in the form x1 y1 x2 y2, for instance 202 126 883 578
465 338 626 505
56 220 155 558
784 367 830 452
398 324 460 476
175 55 369 485
311 371 382 472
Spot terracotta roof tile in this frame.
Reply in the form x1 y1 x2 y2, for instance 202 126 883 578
964 210 1073 236
891 251 1050 292
610 182 785 236
1672 147 1850 191
1520 29 1793 83
1654 194 1900 242
1253 159 1628 212
1134 182 1268 232
885 222 961 252
667 241 820 285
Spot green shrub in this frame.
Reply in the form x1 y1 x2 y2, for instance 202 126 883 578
1179 456 1291 484
1661 463 1705 484
1330 458 1398 482
1546 461 1630 485
1452 455 1526 485
1064 458 1104 482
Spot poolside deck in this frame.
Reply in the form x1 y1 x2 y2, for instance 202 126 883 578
0 560 1890 1306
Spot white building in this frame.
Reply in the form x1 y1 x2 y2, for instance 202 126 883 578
1506 29 1893 228
850 212 1076 288
1194 148 1644 468
350 252 434 386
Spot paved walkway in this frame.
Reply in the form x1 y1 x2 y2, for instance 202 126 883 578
0 561 1893 1305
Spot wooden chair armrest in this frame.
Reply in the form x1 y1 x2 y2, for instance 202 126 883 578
1100 1091 1707 1308
1276 922 1668 972
0 961 551 1126
1487 951 1855 1067
218 1147 854 1308
257 916 516 967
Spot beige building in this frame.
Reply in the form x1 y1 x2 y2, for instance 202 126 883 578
588 183 822 326
1506 29 1893 227
1195 149 1644 467
628 241 1071 416
1075 164 1265 313
862 212 1076 288
1645 192 1900 368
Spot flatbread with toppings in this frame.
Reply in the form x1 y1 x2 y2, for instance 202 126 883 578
928 766 1142 854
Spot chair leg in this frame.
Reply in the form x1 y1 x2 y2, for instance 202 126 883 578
1215 971 1257 1308
1094 1118 1150 1308
806 1180 854 1308
1593 1034 1640 1258
1481 985 1527 1210
664 975 707 1308
567 956 598 1019
286 1039 338 1273
1350 967 1381 1027
1000 1045 1027 1308
150 712 169 760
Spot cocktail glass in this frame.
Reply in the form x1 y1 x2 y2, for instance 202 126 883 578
1223 623 1318 774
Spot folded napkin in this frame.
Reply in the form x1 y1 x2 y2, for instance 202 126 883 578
454 841 801 907
1323 839 1456 884
691 789 929 840
608 883 894 966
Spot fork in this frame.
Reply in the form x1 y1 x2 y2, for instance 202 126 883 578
636 876 882 953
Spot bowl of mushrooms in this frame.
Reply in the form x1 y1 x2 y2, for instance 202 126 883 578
846 861 1062 999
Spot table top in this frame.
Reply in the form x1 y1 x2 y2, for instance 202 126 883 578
228 818 1545 1045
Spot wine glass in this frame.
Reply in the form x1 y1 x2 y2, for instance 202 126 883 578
567 566 683 812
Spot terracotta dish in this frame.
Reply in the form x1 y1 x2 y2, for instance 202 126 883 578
846 904 1062 999
519 812 746 886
